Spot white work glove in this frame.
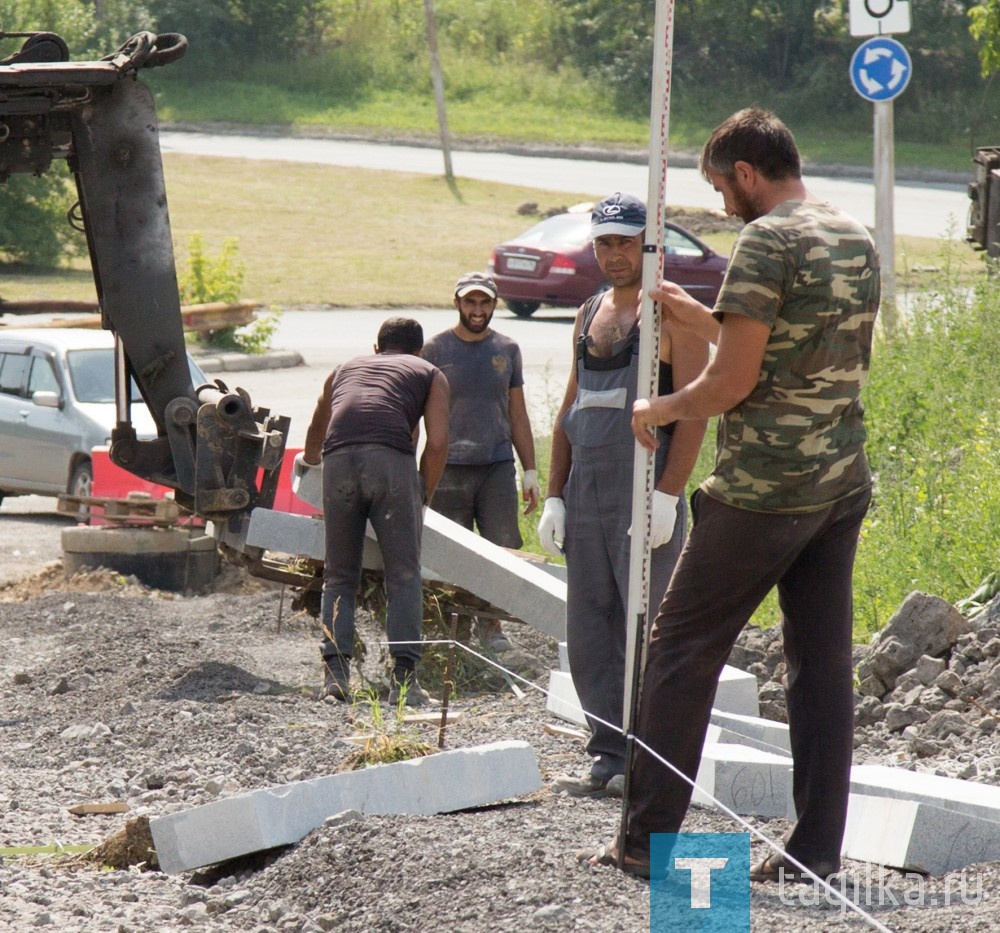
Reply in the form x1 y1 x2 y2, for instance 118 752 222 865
291 452 324 510
537 496 567 556
628 491 678 549
521 468 540 513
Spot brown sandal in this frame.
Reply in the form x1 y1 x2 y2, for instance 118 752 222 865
749 853 839 884
576 842 651 880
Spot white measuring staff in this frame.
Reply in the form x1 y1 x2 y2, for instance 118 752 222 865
617 0 676 860
621 1 674 736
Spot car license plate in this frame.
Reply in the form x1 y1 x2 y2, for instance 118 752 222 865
506 256 537 272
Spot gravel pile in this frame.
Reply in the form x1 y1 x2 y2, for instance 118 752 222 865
2 551 1000 931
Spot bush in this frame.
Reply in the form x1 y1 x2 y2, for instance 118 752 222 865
858 246 1000 636
177 232 283 353
178 232 245 305
0 171 85 267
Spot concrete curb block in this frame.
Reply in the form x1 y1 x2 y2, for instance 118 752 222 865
195 349 304 374
692 742 793 818
843 792 1000 875
150 740 541 873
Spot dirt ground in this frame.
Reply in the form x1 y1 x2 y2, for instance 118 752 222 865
1 503 999 931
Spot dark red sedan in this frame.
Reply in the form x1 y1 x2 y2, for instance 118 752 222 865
488 209 728 317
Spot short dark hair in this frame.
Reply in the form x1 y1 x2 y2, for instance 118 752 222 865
376 317 423 353
700 108 801 183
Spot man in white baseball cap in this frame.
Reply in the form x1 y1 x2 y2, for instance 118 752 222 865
421 272 540 653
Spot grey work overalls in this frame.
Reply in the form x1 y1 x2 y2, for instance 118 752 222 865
560 296 686 780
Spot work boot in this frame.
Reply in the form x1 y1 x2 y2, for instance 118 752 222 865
552 772 623 799
477 618 512 653
320 653 350 701
388 671 435 707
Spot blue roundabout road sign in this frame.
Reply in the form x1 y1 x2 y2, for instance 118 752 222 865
850 36 912 103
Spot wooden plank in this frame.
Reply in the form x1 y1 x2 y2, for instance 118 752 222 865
0 299 99 315
180 300 261 333
0 300 262 335
543 722 588 741
402 710 465 724
68 801 130 816
57 494 183 527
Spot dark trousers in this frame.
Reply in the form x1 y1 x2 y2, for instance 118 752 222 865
626 487 871 870
431 460 522 549
320 444 424 664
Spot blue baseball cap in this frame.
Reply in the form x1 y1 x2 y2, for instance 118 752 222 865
590 192 646 238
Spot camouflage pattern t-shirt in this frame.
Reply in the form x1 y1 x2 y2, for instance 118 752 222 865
701 199 880 513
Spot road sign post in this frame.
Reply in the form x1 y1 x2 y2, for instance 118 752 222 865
850 34 912 330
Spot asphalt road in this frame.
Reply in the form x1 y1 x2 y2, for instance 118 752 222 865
0 308 565 576
220 307 574 448
160 130 970 241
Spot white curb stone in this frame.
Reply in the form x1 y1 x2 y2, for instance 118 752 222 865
546 670 587 727
150 740 540 874
850 764 1000 825
692 742 793 818
546 668 763 731
843 792 1000 875
708 709 791 755
714 666 760 718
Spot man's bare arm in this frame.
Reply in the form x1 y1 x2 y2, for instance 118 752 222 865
508 385 539 513
650 280 721 345
544 304 586 498
654 320 711 496
419 372 451 503
303 370 337 464
633 314 770 451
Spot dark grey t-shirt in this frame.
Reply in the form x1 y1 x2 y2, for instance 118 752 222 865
322 353 438 456
421 329 524 465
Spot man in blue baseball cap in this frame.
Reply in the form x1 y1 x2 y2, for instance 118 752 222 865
539 193 710 797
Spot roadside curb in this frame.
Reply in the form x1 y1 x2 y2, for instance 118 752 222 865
194 349 304 374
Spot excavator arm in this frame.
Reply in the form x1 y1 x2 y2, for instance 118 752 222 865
0 31 289 536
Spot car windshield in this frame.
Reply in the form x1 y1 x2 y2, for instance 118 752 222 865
67 349 204 403
516 214 591 246
663 226 707 258
67 349 118 402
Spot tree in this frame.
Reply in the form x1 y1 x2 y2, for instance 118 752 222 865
970 0 1000 77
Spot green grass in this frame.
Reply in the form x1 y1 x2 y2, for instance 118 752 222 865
0 156 595 306
152 68 633 148
2 155 979 309
146 70 978 174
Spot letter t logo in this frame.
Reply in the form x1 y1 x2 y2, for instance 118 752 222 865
673 857 730 908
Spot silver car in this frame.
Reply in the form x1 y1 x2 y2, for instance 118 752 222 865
0 327 206 507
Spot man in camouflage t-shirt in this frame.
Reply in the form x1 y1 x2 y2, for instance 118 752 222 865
582 109 880 881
